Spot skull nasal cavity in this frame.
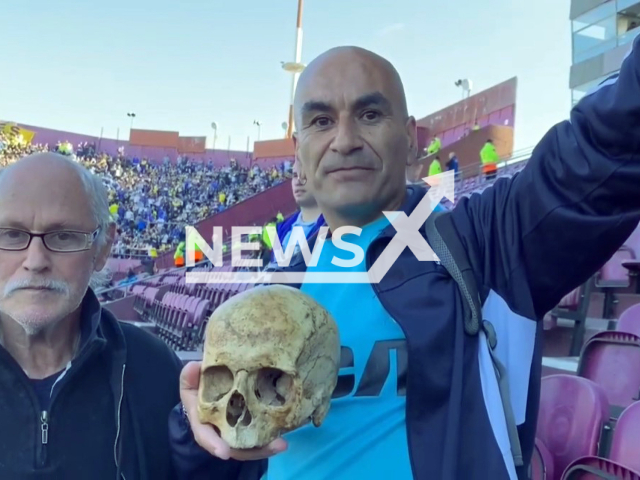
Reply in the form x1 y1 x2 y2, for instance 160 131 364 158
226 392 247 427
255 368 293 407
202 366 234 402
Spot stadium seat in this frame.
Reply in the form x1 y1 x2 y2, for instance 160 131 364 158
546 279 594 356
537 375 609 480
608 401 640 472
616 303 640 337
596 246 634 319
562 457 640 479
564 401 640 478
187 299 212 349
531 438 555 480
577 331 640 408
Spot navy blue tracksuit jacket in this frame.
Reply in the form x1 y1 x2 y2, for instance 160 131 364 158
168 36 640 480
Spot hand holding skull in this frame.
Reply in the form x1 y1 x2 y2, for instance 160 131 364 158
185 284 341 455
180 361 287 461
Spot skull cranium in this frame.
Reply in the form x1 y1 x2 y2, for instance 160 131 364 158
197 284 340 449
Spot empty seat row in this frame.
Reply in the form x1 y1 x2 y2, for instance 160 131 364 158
192 282 246 308
170 265 233 295
154 282 254 351
171 277 196 295
151 292 211 351
534 374 640 480
141 274 182 287
187 283 254 349
106 257 142 273
132 286 159 315
577 330 640 410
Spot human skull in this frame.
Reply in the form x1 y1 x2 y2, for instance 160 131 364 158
197 284 340 449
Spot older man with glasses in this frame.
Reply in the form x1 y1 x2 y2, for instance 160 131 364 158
0 152 184 480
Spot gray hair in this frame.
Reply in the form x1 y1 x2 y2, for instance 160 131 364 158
0 155 114 248
57 156 114 248
0 155 116 288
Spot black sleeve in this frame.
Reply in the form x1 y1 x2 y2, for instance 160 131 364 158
168 403 267 480
450 36 640 319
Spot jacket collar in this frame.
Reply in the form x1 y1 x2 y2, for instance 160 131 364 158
372 185 429 240
79 288 129 476
266 186 429 272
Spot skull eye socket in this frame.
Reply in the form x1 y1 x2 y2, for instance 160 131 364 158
254 368 293 407
202 365 234 402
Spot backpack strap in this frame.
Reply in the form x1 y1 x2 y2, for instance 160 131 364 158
424 210 524 468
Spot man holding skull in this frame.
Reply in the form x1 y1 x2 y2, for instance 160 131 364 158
173 38 640 480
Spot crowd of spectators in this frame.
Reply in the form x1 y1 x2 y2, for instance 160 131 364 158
0 132 292 258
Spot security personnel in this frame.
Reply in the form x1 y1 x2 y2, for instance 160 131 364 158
174 240 186 268
480 139 499 180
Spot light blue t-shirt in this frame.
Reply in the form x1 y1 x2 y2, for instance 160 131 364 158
266 215 412 480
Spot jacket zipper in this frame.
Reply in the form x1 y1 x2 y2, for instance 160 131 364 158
114 363 127 480
32 342 100 471
39 410 49 467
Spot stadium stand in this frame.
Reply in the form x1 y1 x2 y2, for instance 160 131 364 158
0 130 291 258
7 120 640 479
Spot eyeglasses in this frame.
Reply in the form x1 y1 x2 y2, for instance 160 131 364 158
0 227 100 253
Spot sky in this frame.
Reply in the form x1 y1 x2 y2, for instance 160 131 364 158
1 0 571 152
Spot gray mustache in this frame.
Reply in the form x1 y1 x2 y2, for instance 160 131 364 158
4 279 70 296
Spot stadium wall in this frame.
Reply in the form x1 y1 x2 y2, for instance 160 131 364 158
416 77 517 151
154 179 298 269
10 122 251 167
412 125 514 181
252 138 295 167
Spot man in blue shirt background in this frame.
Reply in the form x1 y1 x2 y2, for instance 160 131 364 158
272 160 324 260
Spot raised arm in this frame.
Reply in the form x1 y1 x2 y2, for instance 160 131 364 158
451 36 640 319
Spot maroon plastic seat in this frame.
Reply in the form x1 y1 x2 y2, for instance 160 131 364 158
531 438 555 480
597 247 634 289
617 304 640 337
537 375 609 480
213 283 229 307
598 247 635 320
185 281 197 295
156 293 170 329
170 295 189 330
144 288 158 310
547 280 593 356
609 401 640 472
151 299 161 322
226 283 242 301
196 282 207 301
207 282 219 301
562 456 640 479
185 297 202 327
577 331 640 408
155 293 168 325
620 223 640 293
175 297 198 333
188 299 211 349
165 293 181 329
173 277 185 294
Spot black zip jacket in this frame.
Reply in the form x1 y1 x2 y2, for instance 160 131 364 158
0 290 183 480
